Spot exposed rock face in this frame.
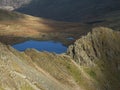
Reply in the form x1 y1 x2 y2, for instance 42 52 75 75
67 27 120 90
0 0 31 10
67 27 120 66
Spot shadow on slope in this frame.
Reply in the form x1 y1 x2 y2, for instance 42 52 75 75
0 9 91 45
15 0 120 22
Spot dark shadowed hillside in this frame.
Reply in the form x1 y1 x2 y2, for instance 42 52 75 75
16 0 120 22
0 0 120 22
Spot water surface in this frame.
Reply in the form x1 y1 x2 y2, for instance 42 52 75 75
67 37 74 40
13 40 67 54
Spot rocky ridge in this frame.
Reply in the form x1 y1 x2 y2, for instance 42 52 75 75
67 27 120 90
68 27 120 66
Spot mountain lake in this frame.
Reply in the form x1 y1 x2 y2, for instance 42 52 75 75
13 40 68 54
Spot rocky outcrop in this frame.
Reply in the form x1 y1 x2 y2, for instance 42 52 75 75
67 27 120 66
0 0 31 10
67 27 120 90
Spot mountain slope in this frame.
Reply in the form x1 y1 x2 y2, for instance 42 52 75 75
0 0 120 22
0 9 90 45
0 43 80 90
16 0 120 22
0 5 120 90
67 27 120 90
0 27 120 90
81 8 120 32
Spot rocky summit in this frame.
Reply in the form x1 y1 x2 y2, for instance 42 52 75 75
0 27 120 90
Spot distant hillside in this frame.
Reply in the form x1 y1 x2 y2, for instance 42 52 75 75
0 9 90 45
0 0 120 22
16 0 120 22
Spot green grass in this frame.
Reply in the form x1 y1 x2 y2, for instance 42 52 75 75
0 87 4 90
65 62 82 83
87 70 96 78
20 84 34 90
83 67 97 80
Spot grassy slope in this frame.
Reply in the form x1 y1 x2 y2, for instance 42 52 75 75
0 27 119 90
0 42 101 90
0 9 90 45
0 43 83 90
